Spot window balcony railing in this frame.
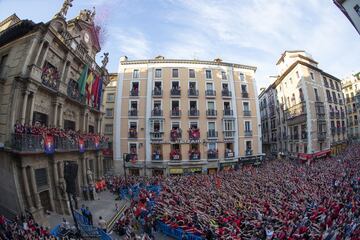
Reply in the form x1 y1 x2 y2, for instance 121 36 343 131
223 109 233 116
151 109 163 117
128 110 138 117
189 152 201 160
152 89 162 97
188 109 200 117
67 80 86 104
170 129 182 141
225 151 234 159
206 109 217 117
128 131 138 139
188 129 200 140
244 130 252 137
150 132 163 140
207 130 218 138
170 88 181 96
205 90 216 97
129 153 138 161
242 92 249 98
130 89 139 96
245 149 253 156
327 97 333 103
223 130 235 139
55 136 79 151
221 89 232 97
152 153 163 161
170 152 181 160
170 109 181 117
330 111 335 119
188 89 199 97
207 150 218 160
243 110 251 116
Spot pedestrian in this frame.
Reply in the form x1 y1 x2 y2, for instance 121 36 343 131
85 207 93 225
98 216 107 233
82 186 88 201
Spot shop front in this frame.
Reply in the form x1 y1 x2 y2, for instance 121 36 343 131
207 168 217 174
220 162 236 171
169 168 184 175
331 142 347 155
184 167 203 175
129 168 140 176
239 155 263 166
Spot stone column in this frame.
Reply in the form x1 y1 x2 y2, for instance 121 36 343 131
58 104 63 128
22 167 35 211
53 102 58 127
53 161 63 213
21 91 30 124
28 93 36 125
29 167 42 209
82 157 87 186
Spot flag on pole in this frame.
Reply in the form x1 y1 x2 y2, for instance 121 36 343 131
86 71 94 104
91 75 100 107
78 65 88 96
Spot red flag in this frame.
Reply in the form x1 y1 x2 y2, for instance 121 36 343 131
91 75 100 107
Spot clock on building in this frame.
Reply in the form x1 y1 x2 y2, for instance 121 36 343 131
83 32 90 43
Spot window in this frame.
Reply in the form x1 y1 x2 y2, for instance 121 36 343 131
221 71 227 80
206 82 214 90
32 112 48 125
172 69 179 78
106 108 114 117
0 54 8 78
245 121 251 132
205 70 212 79
129 122 137 130
64 120 75 130
133 69 140 78
354 4 360 17
245 141 252 150
155 69 162 78
189 69 195 78
240 72 245 81
208 142 216 150
208 122 215 131
88 125 94 133
243 102 250 111
296 71 300 79
241 84 247 93
310 72 314 80
130 101 138 110
323 77 328 87
224 120 234 131
105 124 113 133
208 101 215 110
129 143 137 154
107 93 115 102
314 88 319 101
335 82 339 91
153 100 162 109
35 168 48 188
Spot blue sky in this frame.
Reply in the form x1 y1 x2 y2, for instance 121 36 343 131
1 0 359 89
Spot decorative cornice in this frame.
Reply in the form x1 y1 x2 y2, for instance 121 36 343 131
120 59 257 71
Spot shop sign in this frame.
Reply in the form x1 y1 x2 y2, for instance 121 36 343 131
169 168 183 174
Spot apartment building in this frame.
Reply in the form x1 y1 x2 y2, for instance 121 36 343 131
114 56 263 176
342 72 360 139
259 51 347 159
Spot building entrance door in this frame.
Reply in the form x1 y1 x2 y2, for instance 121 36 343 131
39 190 52 212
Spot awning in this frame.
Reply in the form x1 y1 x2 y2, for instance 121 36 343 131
298 153 312 160
313 149 331 159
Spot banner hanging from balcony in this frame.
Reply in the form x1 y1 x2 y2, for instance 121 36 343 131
78 64 89 96
44 135 55 154
79 137 85 153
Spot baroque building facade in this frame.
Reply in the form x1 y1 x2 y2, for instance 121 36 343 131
114 56 263 176
0 5 110 223
259 51 347 160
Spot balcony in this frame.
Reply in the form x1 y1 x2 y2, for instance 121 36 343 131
151 109 163 117
286 102 306 125
327 97 333 103
128 110 138 117
205 90 216 97
188 89 199 97
206 109 217 118
336 112 340 119
221 89 232 98
152 153 163 161
207 150 218 160
170 88 181 97
225 151 234 159
54 136 79 151
188 129 200 140
67 80 86 104
152 89 162 97
41 63 60 91
150 131 164 140
129 89 139 97
293 134 299 140
188 109 200 117
242 92 249 98
128 131 138 139
189 151 201 161
318 132 326 141
170 109 181 118
243 110 251 116
223 130 235 139
170 151 181 160
170 129 182 141
244 130 252 137
223 109 234 116
330 112 335 119
129 153 138 161
245 149 253 156
333 99 338 104
207 130 218 139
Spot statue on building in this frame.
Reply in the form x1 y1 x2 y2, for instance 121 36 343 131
101 52 109 68
56 0 73 18
78 7 96 23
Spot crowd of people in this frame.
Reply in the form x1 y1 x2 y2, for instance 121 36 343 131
0 212 53 240
108 144 360 239
13 121 109 144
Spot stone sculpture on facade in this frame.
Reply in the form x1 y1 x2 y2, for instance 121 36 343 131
56 0 73 18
